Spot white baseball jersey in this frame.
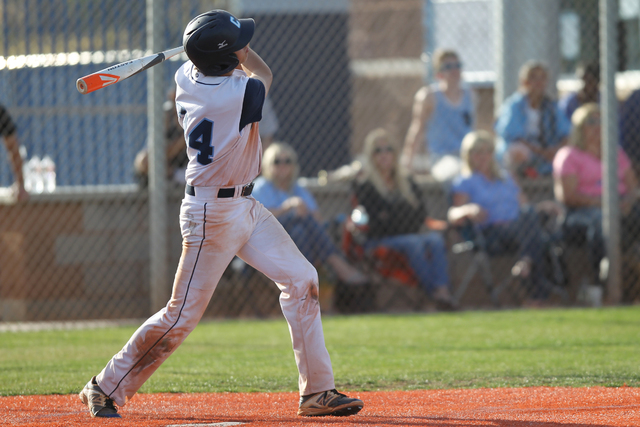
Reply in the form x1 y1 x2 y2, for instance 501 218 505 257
175 62 263 187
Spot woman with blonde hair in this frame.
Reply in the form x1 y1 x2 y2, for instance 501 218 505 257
449 130 552 304
252 142 368 285
495 60 571 178
553 103 640 287
354 128 455 308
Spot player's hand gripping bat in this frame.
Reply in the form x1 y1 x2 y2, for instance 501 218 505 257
76 46 184 94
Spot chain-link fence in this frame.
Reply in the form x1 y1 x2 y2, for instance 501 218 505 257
0 0 638 322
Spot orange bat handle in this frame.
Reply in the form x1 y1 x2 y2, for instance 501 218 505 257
76 73 121 94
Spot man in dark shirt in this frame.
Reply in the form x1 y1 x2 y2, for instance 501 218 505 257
0 105 27 202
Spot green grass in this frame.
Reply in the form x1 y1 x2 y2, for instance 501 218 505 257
1 307 639 396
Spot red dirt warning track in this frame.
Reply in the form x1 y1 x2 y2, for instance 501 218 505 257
3 387 640 426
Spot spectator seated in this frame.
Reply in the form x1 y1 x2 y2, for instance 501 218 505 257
341 201 451 311
348 128 456 311
449 131 569 307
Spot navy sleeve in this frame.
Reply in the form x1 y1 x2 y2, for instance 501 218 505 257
240 78 266 132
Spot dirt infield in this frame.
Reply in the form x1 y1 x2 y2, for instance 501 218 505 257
3 386 640 426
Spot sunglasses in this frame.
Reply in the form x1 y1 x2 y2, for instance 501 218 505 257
374 146 394 154
274 158 293 165
439 62 462 72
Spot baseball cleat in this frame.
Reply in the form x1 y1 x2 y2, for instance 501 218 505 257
297 389 363 417
79 376 121 418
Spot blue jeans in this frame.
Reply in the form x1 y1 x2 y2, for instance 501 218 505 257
279 215 337 265
365 232 450 294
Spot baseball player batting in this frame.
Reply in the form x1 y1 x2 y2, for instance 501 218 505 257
78 9 364 419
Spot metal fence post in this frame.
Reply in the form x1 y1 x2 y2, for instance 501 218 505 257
495 0 562 109
494 0 514 110
600 0 622 304
423 0 435 84
147 0 169 313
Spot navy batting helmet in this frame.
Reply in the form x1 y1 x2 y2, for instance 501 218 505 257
183 10 255 76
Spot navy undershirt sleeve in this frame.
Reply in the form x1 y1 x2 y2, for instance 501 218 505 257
240 78 266 132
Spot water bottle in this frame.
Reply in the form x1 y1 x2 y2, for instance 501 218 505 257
30 156 44 194
351 205 369 226
350 205 369 245
25 156 38 193
20 146 31 192
41 155 56 193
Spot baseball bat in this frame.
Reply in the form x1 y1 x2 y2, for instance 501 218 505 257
76 46 184 94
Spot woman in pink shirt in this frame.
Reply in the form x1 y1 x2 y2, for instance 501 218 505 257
553 103 640 286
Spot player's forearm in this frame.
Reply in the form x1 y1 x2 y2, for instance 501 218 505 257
242 48 273 92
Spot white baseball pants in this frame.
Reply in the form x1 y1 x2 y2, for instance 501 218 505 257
96 192 335 406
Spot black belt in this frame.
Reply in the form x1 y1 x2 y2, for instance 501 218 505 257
185 182 254 198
